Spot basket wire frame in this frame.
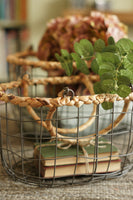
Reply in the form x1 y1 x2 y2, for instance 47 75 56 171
0 86 133 187
0 50 133 187
0 57 133 186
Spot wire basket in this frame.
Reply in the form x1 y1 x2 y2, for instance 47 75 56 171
0 49 133 187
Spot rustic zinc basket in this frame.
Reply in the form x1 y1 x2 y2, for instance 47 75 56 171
0 49 133 187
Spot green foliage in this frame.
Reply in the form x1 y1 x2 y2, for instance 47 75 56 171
55 49 73 76
101 79 115 93
100 72 114 81
107 36 115 45
98 63 115 76
127 52 133 63
120 69 133 84
116 38 133 54
96 52 120 65
91 59 99 74
94 39 105 52
117 85 131 98
102 102 113 110
117 75 130 86
74 39 94 60
102 45 117 53
94 82 104 94
71 53 89 74
55 37 133 110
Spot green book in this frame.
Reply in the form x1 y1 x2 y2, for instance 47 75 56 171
34 138 120 167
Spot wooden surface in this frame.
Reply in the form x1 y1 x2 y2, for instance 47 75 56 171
63 9 133 25
103 11 133 25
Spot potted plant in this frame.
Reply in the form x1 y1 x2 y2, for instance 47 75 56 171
55 36 133 109
37 11 127 96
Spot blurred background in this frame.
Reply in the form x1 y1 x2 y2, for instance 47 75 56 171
0 0 133 82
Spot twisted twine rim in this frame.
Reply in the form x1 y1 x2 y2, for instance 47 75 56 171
0 74 133 108
7 49 70 71
0 83 133 107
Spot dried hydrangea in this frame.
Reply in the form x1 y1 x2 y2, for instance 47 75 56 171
37 11 127 61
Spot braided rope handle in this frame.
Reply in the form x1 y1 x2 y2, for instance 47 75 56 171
0 75 133 107
22 74 97 135
45 101 130 146
7 49 94 75
7 49 70 71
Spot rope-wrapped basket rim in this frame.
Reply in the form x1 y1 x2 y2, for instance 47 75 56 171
7 48 94 72
0 74 133 108
7 48 70 71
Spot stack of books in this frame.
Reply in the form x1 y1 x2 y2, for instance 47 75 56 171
0 0 27 21
34 140 121 179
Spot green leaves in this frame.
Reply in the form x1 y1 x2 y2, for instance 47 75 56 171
120 69 133 84
91 59 99 74
102 102 113 110
102 79 115 93
95 37 116 53
74 39 94 60
55 37 133 110
71 53 89 74
93 38 133 100
94 39 105 52
98 63 115 76
55 39 93 75
55 49 73 76
108 36 115 45
117 85 131 98
127 52 133 63
100 72 114 81
94 79 115 95
96 52 120 65
92 37 133 109
117 75 130 86
116 38 133 54
94 82 103 94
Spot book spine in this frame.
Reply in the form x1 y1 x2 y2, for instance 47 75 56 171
41 159 121 178
14 0 20 20
0 0 2 19
0 0 12 20
0 0 5 19
9 0 15 20
19 28 29 50
0 0 27 21
0 0 1 19
20 0 27 21
41 153 119 166
5 0 10 20
0 29 8 81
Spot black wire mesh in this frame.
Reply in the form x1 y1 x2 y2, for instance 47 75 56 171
0 80 133 187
